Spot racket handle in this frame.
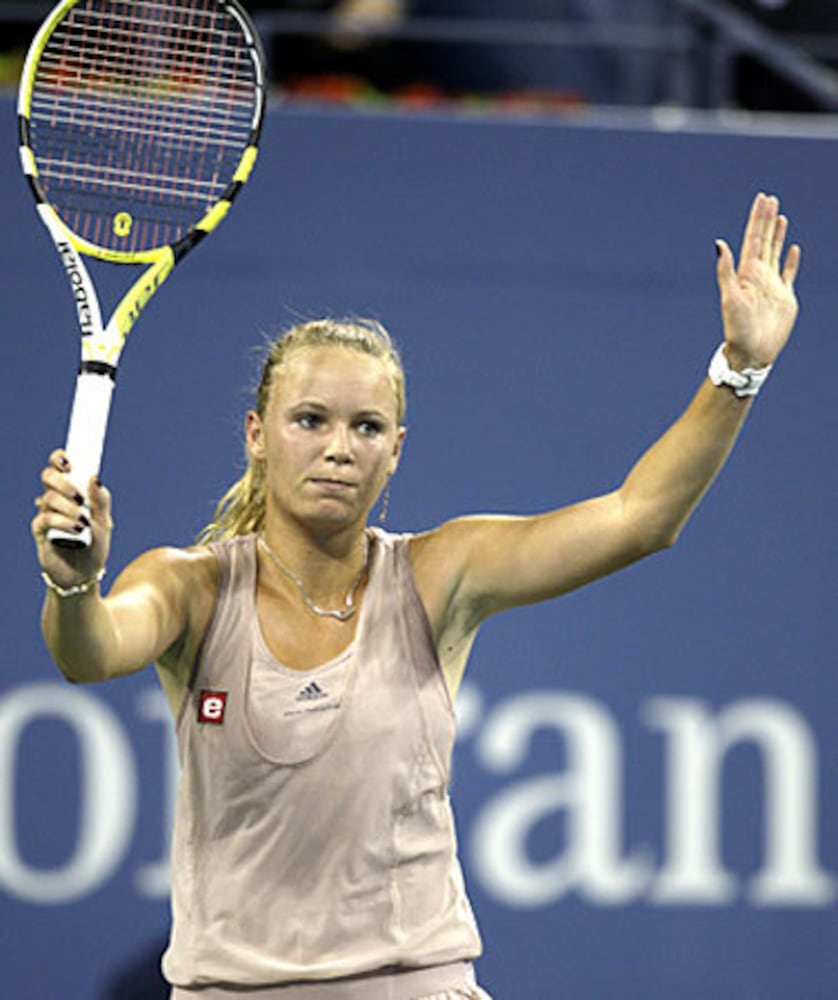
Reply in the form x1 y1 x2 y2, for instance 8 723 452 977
49 368 115 549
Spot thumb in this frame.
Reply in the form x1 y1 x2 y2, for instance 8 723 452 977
87 476 112 527
715 238 736 291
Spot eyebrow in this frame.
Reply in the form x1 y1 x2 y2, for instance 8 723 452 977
289 401 391 422
355 409 390 423
289 400 328 412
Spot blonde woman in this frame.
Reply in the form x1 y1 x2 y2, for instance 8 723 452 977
32 193 799 999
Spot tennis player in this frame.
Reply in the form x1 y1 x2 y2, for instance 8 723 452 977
32 192 799 999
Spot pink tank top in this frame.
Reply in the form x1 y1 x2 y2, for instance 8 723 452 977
162 530 482 988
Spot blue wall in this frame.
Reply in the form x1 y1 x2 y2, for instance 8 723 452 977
2 96 836 999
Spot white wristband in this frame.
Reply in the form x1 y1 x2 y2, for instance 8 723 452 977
707 342 772 398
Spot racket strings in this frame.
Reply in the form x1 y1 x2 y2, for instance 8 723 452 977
28 0 261 253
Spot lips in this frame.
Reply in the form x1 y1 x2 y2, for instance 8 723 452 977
308 477 357 492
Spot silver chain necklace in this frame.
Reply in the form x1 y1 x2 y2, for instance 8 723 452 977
258 534 369 622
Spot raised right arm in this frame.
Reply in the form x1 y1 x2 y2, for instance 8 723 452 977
32 450 215 684
41 546 215 684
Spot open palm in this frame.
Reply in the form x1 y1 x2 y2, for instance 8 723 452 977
716 193 801 369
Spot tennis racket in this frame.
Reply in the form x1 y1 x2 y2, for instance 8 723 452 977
18 0 266 547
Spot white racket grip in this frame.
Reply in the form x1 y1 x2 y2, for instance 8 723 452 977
48 369 115 548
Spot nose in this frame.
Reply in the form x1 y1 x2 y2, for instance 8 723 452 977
324 423 353 464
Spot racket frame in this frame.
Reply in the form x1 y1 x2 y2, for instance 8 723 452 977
17 0 266 546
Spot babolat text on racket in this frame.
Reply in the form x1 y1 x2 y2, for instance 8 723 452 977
18 0 266 546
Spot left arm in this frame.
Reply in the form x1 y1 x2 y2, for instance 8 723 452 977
620 190 801 556
594 183 801 566
413 193 801 639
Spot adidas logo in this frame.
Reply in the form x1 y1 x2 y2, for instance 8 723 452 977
296 681 329 702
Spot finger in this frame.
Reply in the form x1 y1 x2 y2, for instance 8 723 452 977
31 507 50 543
49 449 71 472
738 192 766 266
38 454 89 527
770 213 788 271
715 238 736 292
40 465 85 507
31 508 62 550
31 507 82 544
40 485 83 519
42 483 90 528
739 192 781 267
782 243 802 286
34 501 89 542
87 476 112 527
760 195 780 260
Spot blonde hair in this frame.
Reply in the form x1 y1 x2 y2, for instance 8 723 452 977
196 317 406 544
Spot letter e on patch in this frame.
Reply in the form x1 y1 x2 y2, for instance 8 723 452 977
198 690 228 725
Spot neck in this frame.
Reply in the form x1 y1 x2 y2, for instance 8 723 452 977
258 520 371 616
262 515 368 567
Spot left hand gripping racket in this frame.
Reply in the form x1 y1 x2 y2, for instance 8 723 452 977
18 0 266 546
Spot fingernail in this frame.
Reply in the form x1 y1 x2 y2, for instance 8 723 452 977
78 513 90 528
715 240 723 258
73 491 84 505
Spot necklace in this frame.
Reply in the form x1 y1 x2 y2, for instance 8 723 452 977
258 534 369 622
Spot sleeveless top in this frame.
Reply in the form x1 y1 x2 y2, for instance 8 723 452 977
161 529 482 988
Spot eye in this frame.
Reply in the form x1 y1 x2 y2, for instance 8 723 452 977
357 419 384 437
295 411 323 430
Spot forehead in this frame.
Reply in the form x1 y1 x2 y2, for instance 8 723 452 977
272 346 397 413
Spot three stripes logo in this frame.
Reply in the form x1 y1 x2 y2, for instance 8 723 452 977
296 681 329 702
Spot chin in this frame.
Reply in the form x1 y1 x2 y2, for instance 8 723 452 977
303 501 364 528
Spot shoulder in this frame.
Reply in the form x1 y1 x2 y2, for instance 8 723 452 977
110 544 220 640
116 543 219 593
404 520 498 697
139 546 221 710
405 518 490 629
407 515 517 577
407 514 531 627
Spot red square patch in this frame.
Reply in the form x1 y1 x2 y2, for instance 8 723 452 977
197 690 228 725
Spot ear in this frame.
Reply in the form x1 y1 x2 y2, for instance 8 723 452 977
245 410 266 462
388 425 407 477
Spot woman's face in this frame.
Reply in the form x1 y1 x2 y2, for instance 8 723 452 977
246 346 405 531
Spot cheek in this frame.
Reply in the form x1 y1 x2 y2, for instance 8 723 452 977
272 425 312 455
352 442 390 485
377 444 402 483
261 432 306 478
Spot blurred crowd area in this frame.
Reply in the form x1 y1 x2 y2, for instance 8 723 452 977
2 0 838 114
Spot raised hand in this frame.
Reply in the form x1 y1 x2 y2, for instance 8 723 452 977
32 449 111 592
715 192 801 370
